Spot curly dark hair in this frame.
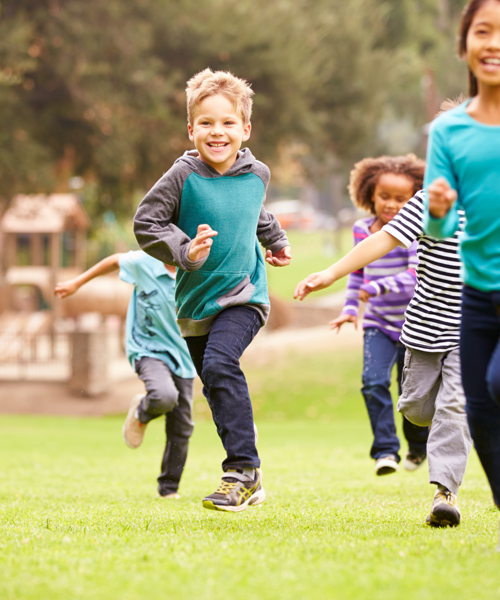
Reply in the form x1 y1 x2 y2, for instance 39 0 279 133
348 154 426 215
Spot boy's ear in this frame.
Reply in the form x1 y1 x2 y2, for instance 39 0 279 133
242 122 251 142
187 123 194 141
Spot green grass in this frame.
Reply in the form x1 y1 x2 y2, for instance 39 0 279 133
1 347 499 600
266 229 352 300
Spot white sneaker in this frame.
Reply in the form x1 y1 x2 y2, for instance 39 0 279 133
402 451 427 472
375 455 399 476
122 393 147 449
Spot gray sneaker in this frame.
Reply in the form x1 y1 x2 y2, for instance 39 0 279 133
122 393 147 449
202 468 266 512
426 489 461 527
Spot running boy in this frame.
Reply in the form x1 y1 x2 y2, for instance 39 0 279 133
55 251 196 499
133 69 291 512
317 155 428 476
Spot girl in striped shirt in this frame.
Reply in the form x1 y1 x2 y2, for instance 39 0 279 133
296 155 428 476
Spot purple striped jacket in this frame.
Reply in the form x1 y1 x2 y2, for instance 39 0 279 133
341 217 418 342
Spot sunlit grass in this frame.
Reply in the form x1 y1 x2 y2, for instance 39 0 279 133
0 346 498 600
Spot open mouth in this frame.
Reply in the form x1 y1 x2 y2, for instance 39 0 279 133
481 57 500 71
207 142 229 148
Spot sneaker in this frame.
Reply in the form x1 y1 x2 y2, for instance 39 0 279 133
159 492 181 500
403 451 427 472
375 455 399 476
426 489 461 527
122 393 147 449
202 468 266 512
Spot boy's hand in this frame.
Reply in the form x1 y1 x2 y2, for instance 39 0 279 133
329 313 357 333
54 280 79 298
294 269 335 301
428 177 457 219
188 224 218 262
265 246 291 267
358 289 373 303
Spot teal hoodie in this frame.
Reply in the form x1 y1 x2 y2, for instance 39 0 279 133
134 148 289 337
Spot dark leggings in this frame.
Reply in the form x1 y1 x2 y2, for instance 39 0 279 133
460 285 500 507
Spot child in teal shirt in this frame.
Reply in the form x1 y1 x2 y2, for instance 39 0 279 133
423 0 500 546
55 251 195 499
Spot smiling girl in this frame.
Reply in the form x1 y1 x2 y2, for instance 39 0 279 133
422 0 500 541
295 154 428 475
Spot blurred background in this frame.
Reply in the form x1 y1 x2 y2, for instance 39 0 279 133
0 0 468 407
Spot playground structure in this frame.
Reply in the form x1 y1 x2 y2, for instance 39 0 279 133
0 194 131 393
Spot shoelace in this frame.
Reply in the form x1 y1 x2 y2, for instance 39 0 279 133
215 480 238 495
436 490 456 505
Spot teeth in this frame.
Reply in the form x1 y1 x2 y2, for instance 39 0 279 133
209 142 227 147
484 58 500 65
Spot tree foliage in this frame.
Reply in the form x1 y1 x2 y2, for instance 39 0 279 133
0 0 468 218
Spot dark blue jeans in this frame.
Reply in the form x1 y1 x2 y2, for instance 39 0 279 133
185 305 261 471
460 285 500 507
362 328 428 461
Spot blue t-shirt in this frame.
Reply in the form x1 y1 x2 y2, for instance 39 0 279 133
119 251 195 379
423 99 500 292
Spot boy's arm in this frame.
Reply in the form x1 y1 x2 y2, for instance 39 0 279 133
134 167 207 272
54 253 123 298
257 206 291 267
294 230 399 300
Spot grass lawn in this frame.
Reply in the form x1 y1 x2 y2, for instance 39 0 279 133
1 347 499 600
266 228 352 300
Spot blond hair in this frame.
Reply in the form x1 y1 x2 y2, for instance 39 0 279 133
186 68 254 125
348 154 426 215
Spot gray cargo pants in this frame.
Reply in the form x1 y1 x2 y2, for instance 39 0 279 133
397 347 472 495
135 356 194 496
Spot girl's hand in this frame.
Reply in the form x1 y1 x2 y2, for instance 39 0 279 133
428 177 457 219
294 269 335 301
358 289 373 303
266 246 291 267
54 280 79 298
188 224 218 262
329 313 357 333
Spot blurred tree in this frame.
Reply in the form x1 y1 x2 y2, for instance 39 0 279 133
0 0 468 219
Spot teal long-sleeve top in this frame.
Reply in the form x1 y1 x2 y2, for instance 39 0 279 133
423 99 500 293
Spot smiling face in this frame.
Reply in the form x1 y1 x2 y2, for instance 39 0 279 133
187 94 251 174
371 173 414 229
466 0 500 90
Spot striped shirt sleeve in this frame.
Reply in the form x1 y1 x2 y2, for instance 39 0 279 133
383 192 424 249
341 223 366 316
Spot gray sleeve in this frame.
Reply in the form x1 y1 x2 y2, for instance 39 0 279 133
257 207 290 253
133 165 207 272
252 160 289 253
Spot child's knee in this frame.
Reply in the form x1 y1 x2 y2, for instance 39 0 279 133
201 352 238 386
397 398 433 427
147 384 178 413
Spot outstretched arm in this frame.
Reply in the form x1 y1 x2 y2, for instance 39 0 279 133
294 230 399 300
54 253 123 298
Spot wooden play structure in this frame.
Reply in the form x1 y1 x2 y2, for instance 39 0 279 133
0 193 131 391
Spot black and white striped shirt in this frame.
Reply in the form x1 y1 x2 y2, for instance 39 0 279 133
383 190 464 352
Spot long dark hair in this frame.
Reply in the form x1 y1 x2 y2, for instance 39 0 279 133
458 0 500 96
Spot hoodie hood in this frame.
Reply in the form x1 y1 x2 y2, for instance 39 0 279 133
174 147 257 178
